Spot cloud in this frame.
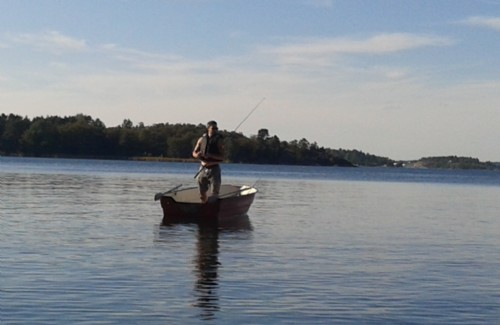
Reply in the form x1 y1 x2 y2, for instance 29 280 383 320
261 33 453 66
462 16 500 32
1 28 498 160
266 33 452 56
6 31 87 54
103 43 189 67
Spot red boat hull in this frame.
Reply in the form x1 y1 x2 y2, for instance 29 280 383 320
160 186 256 224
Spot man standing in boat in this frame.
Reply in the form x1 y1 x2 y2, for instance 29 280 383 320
192 120 225 203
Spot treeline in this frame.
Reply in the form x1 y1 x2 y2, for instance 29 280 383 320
405 156 498 170
0 113 398 167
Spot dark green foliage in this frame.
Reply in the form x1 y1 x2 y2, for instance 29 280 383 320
335 148 394 167
0 114 31 154
1 114 495 169
410 156 497 170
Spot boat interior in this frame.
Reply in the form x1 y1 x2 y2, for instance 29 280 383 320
166 184 257 203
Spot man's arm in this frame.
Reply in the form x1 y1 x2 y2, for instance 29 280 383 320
192 137 203 159
192 136 224 165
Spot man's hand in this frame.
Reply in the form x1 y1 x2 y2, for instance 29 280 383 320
193 151 204 159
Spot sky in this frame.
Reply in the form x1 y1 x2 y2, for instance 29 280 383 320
0 0 499 161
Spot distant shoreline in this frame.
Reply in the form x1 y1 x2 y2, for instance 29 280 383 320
130 156 198 163
129 156 500 170
3 154 498 171
2 114 497 169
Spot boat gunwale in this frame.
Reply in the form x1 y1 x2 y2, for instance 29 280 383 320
161 184 258 204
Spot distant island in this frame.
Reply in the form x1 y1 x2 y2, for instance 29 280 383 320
1 113 498 170
130 155 499 170
397 156 499 170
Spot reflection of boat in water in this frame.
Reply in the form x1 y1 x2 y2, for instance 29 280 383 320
193 224 220 320
155 184 257 224
158 217 252 321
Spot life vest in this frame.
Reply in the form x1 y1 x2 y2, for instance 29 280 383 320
200 133 223 162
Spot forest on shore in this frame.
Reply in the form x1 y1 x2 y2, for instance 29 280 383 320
1 113 497 170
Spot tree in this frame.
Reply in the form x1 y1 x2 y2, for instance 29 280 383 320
0 114 31 154
257 128 269 140
121 119 133 129
21 118 60 155
58 114 106 156
0 113 410 167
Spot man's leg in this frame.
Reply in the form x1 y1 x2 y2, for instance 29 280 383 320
197 169 210 203
210 165 222 196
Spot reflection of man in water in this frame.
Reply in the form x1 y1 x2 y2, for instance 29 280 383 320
193 225 220 320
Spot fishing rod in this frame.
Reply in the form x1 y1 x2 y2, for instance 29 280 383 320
233 97 266 132
194 97 266 179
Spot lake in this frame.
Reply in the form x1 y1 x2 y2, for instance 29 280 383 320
1 157 499 324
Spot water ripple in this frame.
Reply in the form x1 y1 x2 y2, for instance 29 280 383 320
1 163 499 324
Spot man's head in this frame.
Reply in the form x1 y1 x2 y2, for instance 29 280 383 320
207 120 218 133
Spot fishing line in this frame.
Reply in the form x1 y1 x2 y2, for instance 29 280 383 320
233 97 266 132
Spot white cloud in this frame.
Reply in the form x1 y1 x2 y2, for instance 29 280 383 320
266 33 452 56
261 33 453 67
0 29 498 160
462 16 500 32
6 31 87 54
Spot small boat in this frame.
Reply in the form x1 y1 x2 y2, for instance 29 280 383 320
155 184 258 224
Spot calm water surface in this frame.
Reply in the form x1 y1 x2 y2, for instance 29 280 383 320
1 157 499 324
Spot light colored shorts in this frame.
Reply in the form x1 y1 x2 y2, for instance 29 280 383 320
197 165 221 195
